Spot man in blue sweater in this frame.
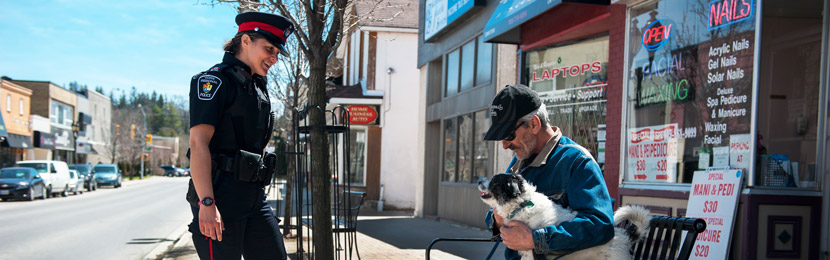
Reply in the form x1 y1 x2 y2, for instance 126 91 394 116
483 84 615 259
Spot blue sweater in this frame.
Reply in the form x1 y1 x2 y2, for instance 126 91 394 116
485 131 615 259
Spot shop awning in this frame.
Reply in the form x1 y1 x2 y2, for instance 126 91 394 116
482 0 609 44
2 134 32 149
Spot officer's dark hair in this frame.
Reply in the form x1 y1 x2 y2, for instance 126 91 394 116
224 32 265 54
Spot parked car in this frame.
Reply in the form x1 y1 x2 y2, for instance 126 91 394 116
69 164 97 191
0 167 47 201
15 160 71 197
160 165 186 177
93 164 122 188
67 170 84 195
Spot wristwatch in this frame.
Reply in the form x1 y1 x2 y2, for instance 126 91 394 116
199 197 215 206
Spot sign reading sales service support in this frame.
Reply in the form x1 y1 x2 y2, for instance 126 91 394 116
627 123 679 182
685 169 743 259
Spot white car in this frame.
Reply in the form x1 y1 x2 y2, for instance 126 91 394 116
68 169 84 195
15 160 71 197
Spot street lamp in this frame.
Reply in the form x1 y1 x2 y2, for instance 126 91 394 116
138 104 147 179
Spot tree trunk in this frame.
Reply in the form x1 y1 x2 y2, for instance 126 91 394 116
282 108 296 237
308 51 333 257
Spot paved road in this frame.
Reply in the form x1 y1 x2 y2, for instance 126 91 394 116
0 177 192 260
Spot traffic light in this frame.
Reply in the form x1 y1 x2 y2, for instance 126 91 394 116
130 124 136 139
115 124 120 136
145 134 153 145
142 153 149 161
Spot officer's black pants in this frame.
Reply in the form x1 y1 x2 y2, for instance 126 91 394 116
189 172 286 260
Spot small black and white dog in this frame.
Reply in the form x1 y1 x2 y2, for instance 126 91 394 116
479 174 650 260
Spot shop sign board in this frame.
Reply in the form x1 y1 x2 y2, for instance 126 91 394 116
34 131 56 150
51 126 74 151
424 0 481 41
627 123 679 182
685 169 743 259
346 105 379 125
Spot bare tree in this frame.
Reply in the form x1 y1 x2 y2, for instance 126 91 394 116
208 0 407 256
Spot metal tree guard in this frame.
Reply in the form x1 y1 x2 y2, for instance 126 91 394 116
289 105 360 260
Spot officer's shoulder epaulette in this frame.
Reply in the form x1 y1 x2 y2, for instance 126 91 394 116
199 63 251 86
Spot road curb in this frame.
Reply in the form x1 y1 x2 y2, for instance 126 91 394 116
143 221 190 260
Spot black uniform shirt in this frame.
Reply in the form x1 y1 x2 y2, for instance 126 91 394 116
189 52 251 128
190 52 273 154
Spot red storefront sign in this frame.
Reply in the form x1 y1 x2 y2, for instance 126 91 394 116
347 105 379 125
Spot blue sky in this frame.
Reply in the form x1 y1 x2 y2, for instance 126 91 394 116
0 0 240 100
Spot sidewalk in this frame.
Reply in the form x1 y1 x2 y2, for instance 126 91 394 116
160 207 504 260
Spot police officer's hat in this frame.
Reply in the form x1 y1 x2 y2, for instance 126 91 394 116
236 11 295 56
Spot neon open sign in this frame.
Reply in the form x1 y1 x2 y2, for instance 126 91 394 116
642 19 672 51
708 0 753 30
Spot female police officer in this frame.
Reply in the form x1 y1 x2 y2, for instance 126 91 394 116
188 11 294 259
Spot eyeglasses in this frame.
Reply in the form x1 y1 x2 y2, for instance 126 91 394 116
503 121 528 141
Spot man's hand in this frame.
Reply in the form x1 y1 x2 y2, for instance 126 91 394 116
199 205 224 241
500 220 534 251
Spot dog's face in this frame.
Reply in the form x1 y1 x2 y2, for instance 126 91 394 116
478 174 526 208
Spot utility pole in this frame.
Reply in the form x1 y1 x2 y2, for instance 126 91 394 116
138 104 147 179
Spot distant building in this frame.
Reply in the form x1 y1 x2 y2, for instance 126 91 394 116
84 89 112 165
10 80 77 163
0 79 34 167
325 0 420 210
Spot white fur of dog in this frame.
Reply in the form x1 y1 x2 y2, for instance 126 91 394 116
478 174 650 260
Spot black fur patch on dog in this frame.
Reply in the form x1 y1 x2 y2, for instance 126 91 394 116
489 174 525 205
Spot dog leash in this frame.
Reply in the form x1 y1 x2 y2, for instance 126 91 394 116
485 236 502 260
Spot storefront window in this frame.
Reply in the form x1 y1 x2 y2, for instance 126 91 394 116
476 36 492 85
525 36 609 162
625 0 756 183
443 110 492 183
756 0 823 188
445 49 460 97
444 35 494 98
458 114 473 182
460 41 476 92
443 117 457 181
473 110 490 181
347 128 366 186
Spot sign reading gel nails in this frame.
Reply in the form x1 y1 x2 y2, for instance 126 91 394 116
642 19 672 51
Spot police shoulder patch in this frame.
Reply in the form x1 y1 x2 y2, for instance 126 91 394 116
197 74 222 101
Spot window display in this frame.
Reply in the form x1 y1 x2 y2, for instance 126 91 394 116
626 0 757 183
525 36 608 162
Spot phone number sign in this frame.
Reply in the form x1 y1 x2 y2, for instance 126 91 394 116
685 169 743 259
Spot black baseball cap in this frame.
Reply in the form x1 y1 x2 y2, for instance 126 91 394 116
236 11 295 56
483 84 542 141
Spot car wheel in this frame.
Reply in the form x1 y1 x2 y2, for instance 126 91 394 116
41 185 47 200
47 185 52 198
61 185 68 197
1 198 6 201
94 182 97 191
28 187 35 201
73 187 78 195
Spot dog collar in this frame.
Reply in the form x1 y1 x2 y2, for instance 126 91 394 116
507 200 535 219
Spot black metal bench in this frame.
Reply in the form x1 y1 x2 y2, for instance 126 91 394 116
425 215 707 260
